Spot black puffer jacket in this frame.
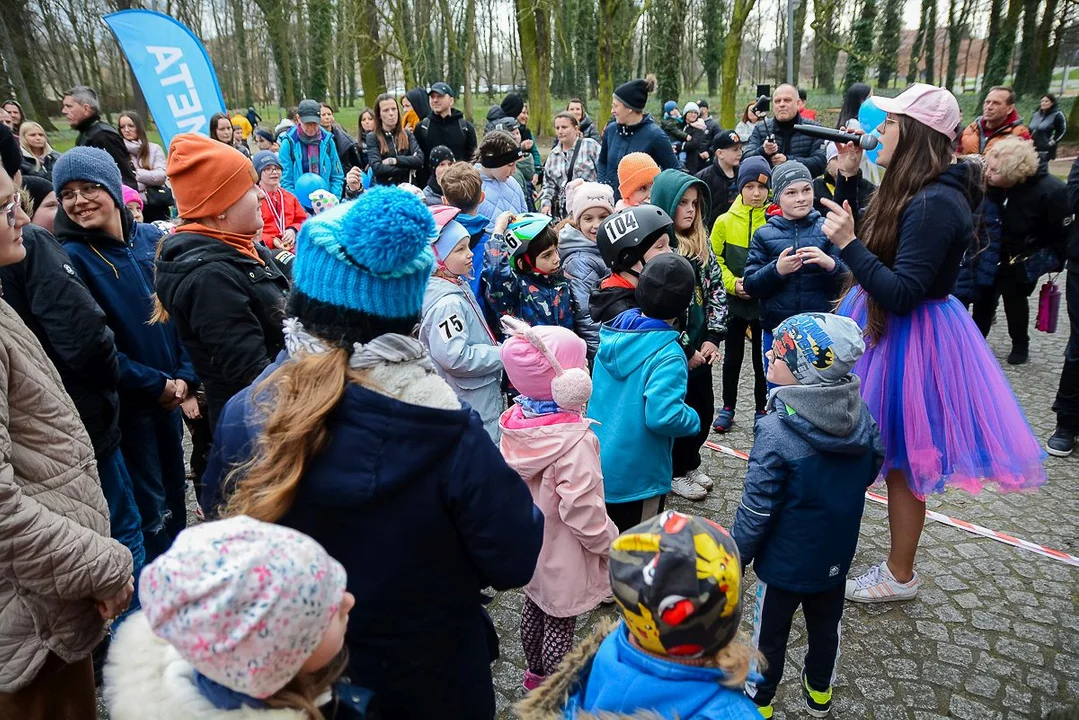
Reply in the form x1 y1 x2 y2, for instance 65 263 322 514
329 124 364 174
154 232 291 431
695 160 738 230
0 225 122 458
743 114 827 177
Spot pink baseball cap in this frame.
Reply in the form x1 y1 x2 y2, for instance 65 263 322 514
873 83 961 140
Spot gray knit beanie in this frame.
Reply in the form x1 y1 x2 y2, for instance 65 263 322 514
771 160 813 198
52 146 125 210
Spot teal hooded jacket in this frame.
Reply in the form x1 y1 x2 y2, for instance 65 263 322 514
587 309 700 503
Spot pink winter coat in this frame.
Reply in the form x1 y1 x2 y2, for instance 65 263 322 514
499 405 618 618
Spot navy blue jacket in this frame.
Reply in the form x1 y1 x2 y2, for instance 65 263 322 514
954 194 1003 305
54 208 197 411
733 382 884 593
597 114 679 198
202 357 544 719
840 162 978 316
742 210 847 332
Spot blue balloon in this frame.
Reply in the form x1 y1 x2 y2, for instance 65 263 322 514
858 97 887 164
296 172 329 210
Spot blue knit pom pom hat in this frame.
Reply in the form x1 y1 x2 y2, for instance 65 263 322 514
288 186 436 346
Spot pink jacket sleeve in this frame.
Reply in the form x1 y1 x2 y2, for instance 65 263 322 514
552 433 618 557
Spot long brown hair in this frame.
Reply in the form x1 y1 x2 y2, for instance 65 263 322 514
845 115 954 342
374 94 409 155
263 648 349 719
222 348 376 521
119 111 151 169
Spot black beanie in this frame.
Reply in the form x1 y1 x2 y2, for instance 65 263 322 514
500 93 525 119
614 77 653 113
21 176 53 215
635 253 695 320
0 125 21 180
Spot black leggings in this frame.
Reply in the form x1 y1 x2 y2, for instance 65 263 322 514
606 495 666 534
723 315 767 412
520 596 576 676
970 270 1033 349
671 365 715 478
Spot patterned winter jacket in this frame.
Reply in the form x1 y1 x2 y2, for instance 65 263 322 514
483 232 577 335
538 138 602 217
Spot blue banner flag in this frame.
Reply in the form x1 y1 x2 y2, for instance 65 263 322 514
103 10 226 149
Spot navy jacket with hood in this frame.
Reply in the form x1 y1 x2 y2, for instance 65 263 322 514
597 114 679 198
733 379 884 593
742 210 847 332
54 208 197 412
202 356 544 718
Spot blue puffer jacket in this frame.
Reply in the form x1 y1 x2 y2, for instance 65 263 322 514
278 126 345 198
597 114 680 199
202 356 543 719
476 167 527 232
953 195 1003 305
587 309 699 503
554 623 761 720
733 380 884 593
55 208 197 411
742 210 847 332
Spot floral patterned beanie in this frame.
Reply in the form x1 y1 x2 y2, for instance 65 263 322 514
139 516 348 699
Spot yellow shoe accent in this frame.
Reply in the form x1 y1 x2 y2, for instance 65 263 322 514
757 704 773 718
803 674 833 705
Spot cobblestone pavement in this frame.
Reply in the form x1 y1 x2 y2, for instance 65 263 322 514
490 288 1079 719
99 291 1078 720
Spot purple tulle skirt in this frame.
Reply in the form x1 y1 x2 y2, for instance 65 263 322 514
838 289 1047 499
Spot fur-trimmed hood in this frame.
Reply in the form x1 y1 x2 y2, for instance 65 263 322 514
103 611 306 720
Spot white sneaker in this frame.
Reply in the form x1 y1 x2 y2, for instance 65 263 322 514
687 468 713 490
671 475 707 501
845 561 921 603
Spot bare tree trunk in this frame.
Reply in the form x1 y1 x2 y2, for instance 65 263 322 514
719 0 757 127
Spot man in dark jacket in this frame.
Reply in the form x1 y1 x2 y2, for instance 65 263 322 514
416 82 478 169
812 142 876 230
734 312 884 717
1048 159 1079 456
61 85 138 189
743 84 827 177
0 221 146 614
695 129 742 230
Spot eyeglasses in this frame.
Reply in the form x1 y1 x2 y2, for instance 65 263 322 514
59 183 105 204
2 198 17 228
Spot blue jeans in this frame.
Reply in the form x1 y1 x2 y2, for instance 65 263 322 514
96 448 144 621
119 408 187 563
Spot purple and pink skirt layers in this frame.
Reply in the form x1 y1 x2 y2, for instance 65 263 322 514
838 290 1046 499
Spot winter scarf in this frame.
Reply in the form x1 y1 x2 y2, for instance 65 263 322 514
177 222 264 265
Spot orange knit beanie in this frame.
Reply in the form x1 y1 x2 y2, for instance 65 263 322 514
167 133 258 219
617 152 661 201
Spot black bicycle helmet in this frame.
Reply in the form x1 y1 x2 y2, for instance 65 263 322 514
596 204 674 272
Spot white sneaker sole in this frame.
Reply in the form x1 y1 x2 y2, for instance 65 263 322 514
1045 443 1074 458
805 705 831 718
845 585 920 603
672 489 707 501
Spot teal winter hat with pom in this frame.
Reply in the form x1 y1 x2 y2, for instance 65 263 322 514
289 186 436 345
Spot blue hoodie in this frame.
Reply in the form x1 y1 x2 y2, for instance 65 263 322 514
564 623 761 719
587 309 699 503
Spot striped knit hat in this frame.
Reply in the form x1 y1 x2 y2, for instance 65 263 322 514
289 186 436 345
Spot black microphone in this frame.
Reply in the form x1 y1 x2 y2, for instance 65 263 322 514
792 124 879 150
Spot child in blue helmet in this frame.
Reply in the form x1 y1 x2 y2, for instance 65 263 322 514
482 211 577 336
515 511 760 720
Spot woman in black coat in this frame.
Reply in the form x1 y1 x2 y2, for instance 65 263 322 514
365 94 424 187
1029 93 1068 162
972 137 1072 364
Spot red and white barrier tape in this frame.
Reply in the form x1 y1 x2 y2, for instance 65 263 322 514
704 441 1079 568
